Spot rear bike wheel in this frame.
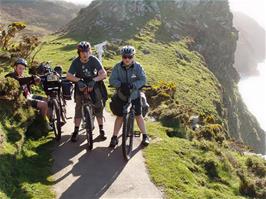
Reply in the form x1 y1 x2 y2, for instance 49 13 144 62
84 105 94 150
51 99 61 141
122 112 134 160
60 97 67 123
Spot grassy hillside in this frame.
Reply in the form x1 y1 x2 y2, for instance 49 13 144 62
36 19 223 119
34 18 266 198
0 0 82 35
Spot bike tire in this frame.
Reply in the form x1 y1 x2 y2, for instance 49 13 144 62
122 112 134 161
52 99 61 141
84 105 94 150
60 97 67 122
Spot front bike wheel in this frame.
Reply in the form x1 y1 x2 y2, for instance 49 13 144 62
122 112 134 161
51 99 61 141
84 105 94 150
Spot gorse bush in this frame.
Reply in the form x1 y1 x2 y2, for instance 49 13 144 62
0 77 22 102
0 22 41 69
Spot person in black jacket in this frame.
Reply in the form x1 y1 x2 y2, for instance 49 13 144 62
5 58 51 128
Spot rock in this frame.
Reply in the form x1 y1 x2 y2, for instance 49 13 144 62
189 115 200 130
142 49 150 55
0 52 11 63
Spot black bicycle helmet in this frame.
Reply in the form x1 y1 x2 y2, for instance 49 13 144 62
37 62 51 75
15 58 27 67
77 41 91 52
54 65 63 76
120 45 135 56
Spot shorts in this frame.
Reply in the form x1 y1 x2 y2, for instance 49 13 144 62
74 94 103 119
27 95 46 108
110 95 142 117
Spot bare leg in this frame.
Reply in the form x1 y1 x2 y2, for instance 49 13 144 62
96 116 103 126
37 101 48 118
74 118 82 127
136 115 149 146
112 116 123 136
135 115 147 135
109 116 123 147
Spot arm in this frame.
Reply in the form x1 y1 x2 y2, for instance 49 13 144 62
66 60 80 83
17 76 35 86
92 56 107 82
5 73 34 85
93 68 107 82
66 72 80 83
109 65 121 88
132 65 146 90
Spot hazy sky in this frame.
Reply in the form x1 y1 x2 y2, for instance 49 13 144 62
62 0 92 5
229 0 266 131
229 0 266 28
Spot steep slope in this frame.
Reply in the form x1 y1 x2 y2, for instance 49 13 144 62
63 0 265 154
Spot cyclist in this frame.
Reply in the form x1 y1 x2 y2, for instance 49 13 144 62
5 58 52 130
67 41 107 142
109 45 150 148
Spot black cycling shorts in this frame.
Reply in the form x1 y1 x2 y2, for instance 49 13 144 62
27 95 45 108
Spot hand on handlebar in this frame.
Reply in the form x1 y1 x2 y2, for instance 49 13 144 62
33 75 41 84
120 83 133 96
78 79 96 93
87 79 96 89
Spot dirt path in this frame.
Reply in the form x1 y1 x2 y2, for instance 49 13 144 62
52 100 163 199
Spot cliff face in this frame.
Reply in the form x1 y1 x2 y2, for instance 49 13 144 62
65 0 265 153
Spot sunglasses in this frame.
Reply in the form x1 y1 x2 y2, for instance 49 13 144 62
122 55 133 59
80 50 89 52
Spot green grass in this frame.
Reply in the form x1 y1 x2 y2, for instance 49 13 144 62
144 121 266 199
0 102 55 199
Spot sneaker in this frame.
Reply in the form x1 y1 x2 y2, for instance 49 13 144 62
71 131 78 142
47 123 54 132
99 129 107 140
109 136 118 148
142 134 150 146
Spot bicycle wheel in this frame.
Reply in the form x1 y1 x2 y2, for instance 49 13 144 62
84 105 94 150
51 99 61 141
122 112 134 160
60 97 67 123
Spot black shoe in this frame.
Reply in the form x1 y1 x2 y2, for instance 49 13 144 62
47 123 54 132
60 121 67 127
109 136 118 148
99 129 107 140
71 131 78 142
142 134 150 146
